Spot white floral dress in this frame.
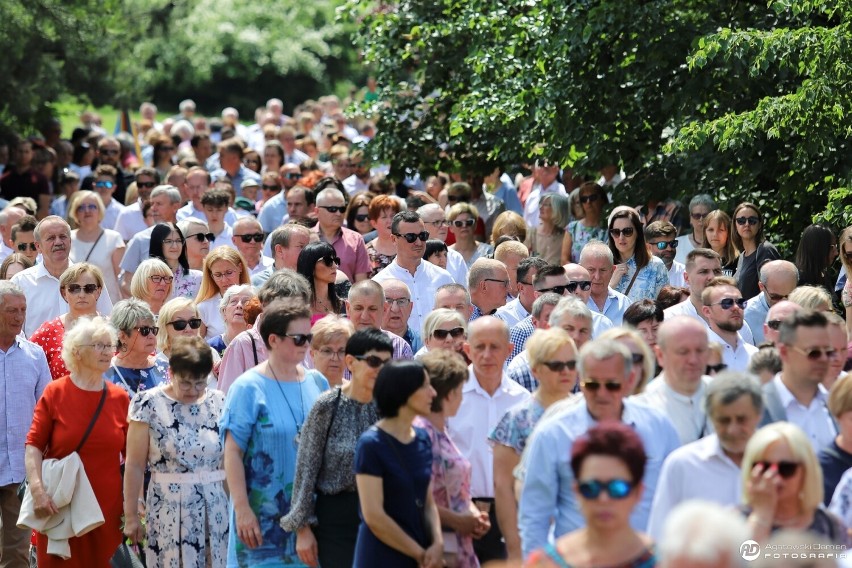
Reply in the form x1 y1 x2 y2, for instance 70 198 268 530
129 386 228 568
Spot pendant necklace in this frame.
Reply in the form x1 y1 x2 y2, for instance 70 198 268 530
268 361 305 448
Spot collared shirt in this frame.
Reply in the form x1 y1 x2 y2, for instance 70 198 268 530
446 248 469 286
668 260 686 287
663 298 704 323
211 225 235 251
646 433 742 540
311 225 370 282
508 317 535 363
774 374 837 452
0 337 51 485
176 201 240 227
706 327 757 371
523 180 565 229
119 225 155 274
447 368 530 498
210 165 261 198
102 198 125 231
114 200 147 241
586 287 631 326
257 191 287 234
342 174 370 196
507 350 536 392
744 292 770 345
247 255 275 276
402 326 423 354
251 265 277 288
518 399 680 558
12 263 114 337
612 255 669 302
372 259 454 336
494 297 530 330
284 149 309 165
489 173 523 215
633 374 713 445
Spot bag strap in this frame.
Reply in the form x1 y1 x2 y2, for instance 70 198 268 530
249 332 259 366
75 383 107 453
83 230 105 263
319 388 343 471
623 265 641 296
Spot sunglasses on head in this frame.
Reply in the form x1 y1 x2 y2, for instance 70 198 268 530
353 354 389 368
706 363 727 374
578 479 633 500
609 227 635 238
319 256 341 267
168 318 203 331
66 283 99 295
17 243 36 252
579 194 599 204
319 205 346 213
236 233 264 244
135 326 159 336
653 240 678 250
394 231 429 243
452 218 475 228
94 181 114 190
710 297 747 310
755 460 800 479
541 360 577 372
187 232 215 243
735 216 759 226
283 333 313 347
433 327 465 340
567 280 592 293
354 214 370 222
581 380 622 392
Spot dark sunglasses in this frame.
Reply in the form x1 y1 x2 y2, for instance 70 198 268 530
766 319 782 330
653 240 678 250
579 194 599 204
94 181 114 189
581 380 622 392
791 346 838 360
283 333 313 347
66 283 100 295
452 218 475 228
168 318 203 331
537 285 568 295
542 360 577 372
578 479 633 500
609 227 635 238
755 460 800 479
285 173 301 180
394 231 429 243
567 280 592 293
631 353 644 365
766 292 789 303
262 184 280 191
137 181 157 188
710 298 747 310
353 354 389 368
319 256 341 267
447 195 463 203
690 212 709 221
99 148 120 155
187 232 215 243
236 233 265 244
355 214 370 222
135 326 159 336
319 205 346 213
735 216 759 226
433 327 465 340
706 363 727 374
17 243 36 252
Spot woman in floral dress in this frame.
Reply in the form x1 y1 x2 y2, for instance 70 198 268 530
149 221 203 300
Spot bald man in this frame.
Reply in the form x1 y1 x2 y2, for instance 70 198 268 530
564 263 614 336
743 260 799 344
763 300 803 345
469 258 511 320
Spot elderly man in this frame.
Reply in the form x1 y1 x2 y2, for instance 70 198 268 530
114 167 161 241
448 316 530 563
469 258 511 320
372 211 454 334
210 138 260 196
645 221 685 286
762 310 837 452
252 224 311 287
346 280 414 358
256 164 302 234
743 260 800 344
312 187 369 282
177 167 240 225
11 216 113 336
658 501 751 568
518 339 680 558
579 240 631 325
701 276 758 371
417 203 469 285
80 136 133 204
0 282 51 566
434 283 474 320
495 257 548 329
635 316 712 444
0 205 26 261
378 278 423 352
232 216 273 276
763 300 803 345
493 240 529 299
648 372 763 539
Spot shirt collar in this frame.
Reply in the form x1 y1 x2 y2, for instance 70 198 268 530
774 373 828 408
659 373 708 405
465 365 511 396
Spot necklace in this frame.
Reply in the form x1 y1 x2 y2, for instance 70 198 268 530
268 361 305 448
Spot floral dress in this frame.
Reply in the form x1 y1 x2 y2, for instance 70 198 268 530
130 387 228 568
365 241 395 277
171 265 203 300
566 221 607 263
613 255 669 302
488 397 545 456
414 417 479 568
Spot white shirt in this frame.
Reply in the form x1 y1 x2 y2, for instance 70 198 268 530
494 297 530 329
114 200 147 241
176 201 240 227
342 175 370 196
446 249 469 286
102 199 125 231
773 374 836 452
211 225 235 251
447 368 530 497
591 312 614 337
668 260 686 287
523 180 565 229
198 295 224 339
0 242 13 263
248 255 275 276
586 287 630 326
12 263 114 337
665 299 756 345
633 374 713 445
706 327 757 371
647 433 742 540
372 259 455 337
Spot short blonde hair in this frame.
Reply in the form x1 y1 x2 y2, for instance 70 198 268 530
311 314 355 349
156 297 199 353
788 285 832 311
494 240 529 262
447 202 479 222
59 262 105 290
131 258 173 302
62 316 118 375
597 327 655 394
741 423 823 511
68 190 105 225
527 327 576 370
829 375 852 418
422 308 467 340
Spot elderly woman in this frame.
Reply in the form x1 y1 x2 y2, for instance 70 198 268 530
743 422 847 545
525 422 655 567
309 315 355 387
130 258 174 317
154 297 220 386
365 195 401 276
732 202 781 300
704 210 739 277
208 284 256 356
31 263 107 380
448 202 492 267
107 298 168 397
674 194 716 264
25 317 129 567
490 328 578 562
0 252 33 280
221 299 329 565
123 336 227 567
149 222 202 299
416 308 469 361
68 190 124 302
196 247 251 339
562 182 608 264
607 206 668 302
177 218 213 271
283 329 391 567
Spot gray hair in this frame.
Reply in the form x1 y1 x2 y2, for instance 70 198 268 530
579 240 613 266
110 298 155 335
33 216 70 242
348 279 385 303
151 185 182 204
270 224 310 250
177 218 208 235
577 339 632 380
422 308 467 339
531 292 562 319
548 296 592 327
658 500 750 566
315 187 344 204
688 194 716 212
416 203 443 218
62 316 118 376
541 193 572 228
435 284 470 307
257 269 310 306
0 281 25 305
0 206 24 226
704 371 763 415
219 284 257 315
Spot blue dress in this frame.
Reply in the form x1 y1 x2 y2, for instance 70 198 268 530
353 426 433 568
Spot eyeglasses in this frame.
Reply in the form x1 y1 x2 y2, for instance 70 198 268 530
766 292 789 303
735 216 759 226
318 256 341 267
452 218 475 228
386 298 411 308
766 319 782 330
790 346 838 360
541 360 577 372
212 269 238 279
706 363 727 374
160 146 176 151
484 278 510 287
187 232 215 242
66 284 100 295
84 343 116 352
433 327 465 340
176 380 207 392
579 194 599 204
353 354 389 368
567 280 592 293
283 333 313 346
94 181 114 190
690 211 709 221
578 479 633 500
426 219 449 228
447 195 463 203
316 348 345 359
137 181 157 188
235 233 265 244
16 243 36 252
709 297 747 310
755 461 800 479
580 380 622 392
285 173 301 180
168 318 202 331
135 326 159 336
609 227 635 238
76 203 99 213
318 205 346 213
394 231 429 243
631 353 644 365
149 275 174 284
162 238 184 246
355 214 370 222
537 285 568 295
652 241 678 250
262 184 280 191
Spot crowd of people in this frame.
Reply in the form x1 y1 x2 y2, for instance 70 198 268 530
1 94 852 568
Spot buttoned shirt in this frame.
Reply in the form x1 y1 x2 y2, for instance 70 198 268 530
586 287 631 326
257 191 288 234
247 255 275 276
210 166 261 198
251 265 277 288
663 298 704 323
114 200 147 241
119 225 155 274
633 374 713 445
0 337 51 484
612 256 669 302
211 225 235 251
342 174 370 196
518 399 680 558
12 263 114 337
668 260 686 287
774 374 837 452
446 249 469 286
507 350 536 392
176 201 240 227
372 259 454 336
447 368 530 498
744 292 770 345
706 327 757 371
647 433 742 540
508 317 535 363
311 225 370 282
523 180 565 229
494 297 530 330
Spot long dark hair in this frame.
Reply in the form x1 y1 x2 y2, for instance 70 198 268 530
296 241 340 313
607 207 651 269
795 224 836 288
149 222 189 273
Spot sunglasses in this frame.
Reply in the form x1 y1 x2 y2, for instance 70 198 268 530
395 231 429 243
433 327 465 340
135 326 159 336
17 243 36 252
427 219 450 228
452 218 475 228
319 256 341 267
579 194 599 204
137 181 157 188
578 479 633 500
706 363 727 374
631 353 644 365
187 232 215 243
262 184 280 191
690 212 709 221
285 173 301 180
283 333 313 347
537 285 568 295
355 214 370 222
94 181 114 190
581 380 622 392
484 278 510 287
66 283 100 295
149 275 174 284
236 233 265 244
567 280 592 293
653 240 678 250
710 298 747 310
790 346 838 360
765 319 782 331
766 292 789 303
447 195 463 203
735 216 760 226
319 205 346 213
353 354 389 368
99 148 120 155
755 460 800 479
542 360 577 372
609 227 635 238
168 318 203 331
76 203 99 213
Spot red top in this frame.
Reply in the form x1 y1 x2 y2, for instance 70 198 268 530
29 317 68 381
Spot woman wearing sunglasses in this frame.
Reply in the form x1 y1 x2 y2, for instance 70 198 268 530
107 298 168 397
297 242 345 324
283 329 391 567
130 258 175 317
562 182 608 264
365 195 402 276
346 192 375 238
742 422 847 545
68 189 125 303
417 308 469 362
525 422 654 567
491 328 578 562
607 206 668 302
732 202 780 300
196 247 251 339
155 297 219 386
448 203 492 268
674 194 716 264
149 222 203 300
177 218 213 271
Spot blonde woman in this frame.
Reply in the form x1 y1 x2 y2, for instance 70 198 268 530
417 308 468 360
195 247 251 339
69 190 125 302
788 285 832 312
310 315 355 387
448 203 492 267
597 327 655 395
130 258 174 317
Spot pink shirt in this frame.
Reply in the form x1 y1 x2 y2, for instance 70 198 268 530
311 225 370 282
218 326 266 394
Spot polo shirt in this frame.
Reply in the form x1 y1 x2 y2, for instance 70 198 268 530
706 328 758 371
176 201 239 227
311 225 370 282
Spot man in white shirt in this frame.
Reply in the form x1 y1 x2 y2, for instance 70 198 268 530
664 248 723 321
417 203 469 285
494 257 547 329
114 167 160 241
563 263 614 336
447 316 529 563
645 220 685 287
176 167 239 226
701 276 758 371
232 217 273 276
523 161 565 229
341 149 371 196
579 241 631 325
378 279 422 353
0 205 25 262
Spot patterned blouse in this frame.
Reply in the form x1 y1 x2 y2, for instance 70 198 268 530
489 397 545 455
365 241 396 277
613 255 669 302
170 265 203 300
566 221 608 263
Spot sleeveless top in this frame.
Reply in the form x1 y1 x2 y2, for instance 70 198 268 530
536 543 656 568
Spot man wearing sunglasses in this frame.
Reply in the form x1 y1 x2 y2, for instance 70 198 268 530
468 258 510 321
312 187 370 283
700 277 758 372
743 260 800 345
232 217 273 276
763 300 802 345
519 339 680 558
114 167 161 241
645 221 685 287
761 310 838 452
416 203 469 285
341 149 372 196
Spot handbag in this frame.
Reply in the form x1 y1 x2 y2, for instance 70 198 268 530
18 383 107 501
110 542 144 568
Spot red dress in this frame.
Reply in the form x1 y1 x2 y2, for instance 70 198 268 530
30 317 68 380
26 377 130 567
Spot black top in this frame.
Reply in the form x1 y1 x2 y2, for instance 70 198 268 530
736 241 781 300
819 440 852 506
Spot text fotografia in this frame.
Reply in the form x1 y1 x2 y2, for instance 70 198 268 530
740 540 847 562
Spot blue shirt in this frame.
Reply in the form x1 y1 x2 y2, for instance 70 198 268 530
744 291 770 345
613 255 669 302
211 165 261 198
258 191 288 234
518 399 681 558
586 287 631 326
